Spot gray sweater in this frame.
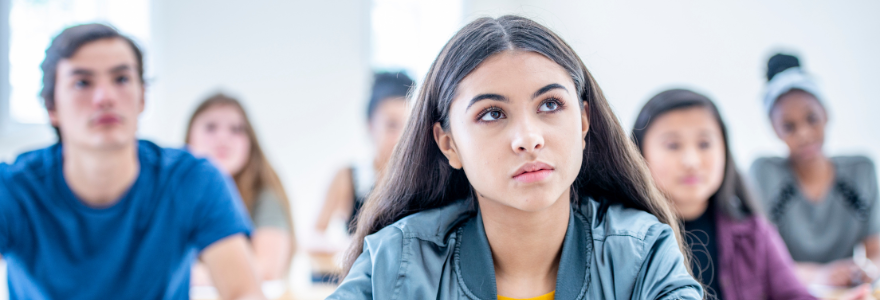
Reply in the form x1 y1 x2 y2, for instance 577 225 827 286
750 156 880 263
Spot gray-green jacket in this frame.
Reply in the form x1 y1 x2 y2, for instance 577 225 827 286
328 198 702 300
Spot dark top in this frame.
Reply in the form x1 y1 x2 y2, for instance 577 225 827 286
684 203 723 300
346 162 376 234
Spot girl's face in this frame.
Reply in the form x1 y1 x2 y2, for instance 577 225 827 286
770 90 827 162
434 51 589 212
188 105 252 175
642 107 726 211
369 98 408 169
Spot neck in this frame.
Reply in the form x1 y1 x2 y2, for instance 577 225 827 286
790 154 832 180
479 190 570 298
63 141 140 206
676 199 709 221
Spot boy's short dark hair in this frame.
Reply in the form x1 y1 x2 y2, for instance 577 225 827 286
40 23 144 140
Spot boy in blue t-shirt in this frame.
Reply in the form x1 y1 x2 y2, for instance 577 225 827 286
0 24 266 300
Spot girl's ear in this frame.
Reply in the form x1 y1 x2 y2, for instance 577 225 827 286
433 123 463 169
581 101 590 149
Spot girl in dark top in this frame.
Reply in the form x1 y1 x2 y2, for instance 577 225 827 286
315 72 416 235
633 89 872 299
310 72 414 283
750 54 880 287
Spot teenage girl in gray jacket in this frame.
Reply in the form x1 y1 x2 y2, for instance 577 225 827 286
328 15 703 300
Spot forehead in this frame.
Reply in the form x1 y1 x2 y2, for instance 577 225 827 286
774 90 823 117
56 38 139 73
649 107 721 134
456 51 574 97
197 104 245 122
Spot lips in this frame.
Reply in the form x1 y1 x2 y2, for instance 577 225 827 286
680 175 700 185
92 113 122 126
512 161 554 183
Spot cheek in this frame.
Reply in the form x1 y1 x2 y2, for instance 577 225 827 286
555 121 586 180
811 122 826 138
704 151 727 191
646 153 676 191
188 129 217 154
454 128 508 192
232 136 251 159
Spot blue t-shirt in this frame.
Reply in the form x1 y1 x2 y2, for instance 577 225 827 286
0 140 253 300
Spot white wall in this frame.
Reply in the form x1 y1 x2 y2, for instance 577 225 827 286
0 0 372 293
143 0 372 262
463 0 880 172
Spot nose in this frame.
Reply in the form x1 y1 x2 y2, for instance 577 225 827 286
510 116 545 155
91 80 118 109
794 125 814 143
681 147 700 169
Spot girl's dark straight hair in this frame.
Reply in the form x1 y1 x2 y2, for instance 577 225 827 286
631 89 761 220
342 15 688 276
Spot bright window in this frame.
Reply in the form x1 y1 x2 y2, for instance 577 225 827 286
8 0 150 124
370 0 462 81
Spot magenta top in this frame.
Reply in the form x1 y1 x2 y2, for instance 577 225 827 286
716 212 815 300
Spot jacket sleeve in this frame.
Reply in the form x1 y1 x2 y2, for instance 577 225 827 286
327 227 405 300
631 223 704 300
759 218 817 300
0 166 10 254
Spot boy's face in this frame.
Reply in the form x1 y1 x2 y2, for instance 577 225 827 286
49 38 144 150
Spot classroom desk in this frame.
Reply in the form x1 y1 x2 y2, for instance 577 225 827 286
810 285 880 299
191 281 336 300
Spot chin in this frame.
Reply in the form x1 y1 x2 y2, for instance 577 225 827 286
506 191 567 212
672 194 711 207
89 134 135 150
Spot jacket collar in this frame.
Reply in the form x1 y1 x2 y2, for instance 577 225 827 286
455 203 592 299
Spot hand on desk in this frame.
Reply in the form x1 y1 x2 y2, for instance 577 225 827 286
817 259 872 287
837 284 876 300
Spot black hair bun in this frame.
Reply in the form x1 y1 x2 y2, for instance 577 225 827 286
767 53 801 81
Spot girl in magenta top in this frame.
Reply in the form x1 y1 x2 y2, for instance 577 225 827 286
631 89 872 300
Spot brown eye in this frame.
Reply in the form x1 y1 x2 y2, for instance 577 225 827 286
539 100 560 112
75 80 90 89
783 122 795 133
807 113 818 125
479 108 506 122
231 125 246 134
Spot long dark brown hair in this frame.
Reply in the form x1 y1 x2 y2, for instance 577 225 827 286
185 93 297 257
631 89 761 220
343 15 686 275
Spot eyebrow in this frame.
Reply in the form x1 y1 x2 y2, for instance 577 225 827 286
69 64 132 76
532 83 568 99
71 69 94 76
110 64 132 73
659 132 680 139
464 83 569 111
466 93 508 111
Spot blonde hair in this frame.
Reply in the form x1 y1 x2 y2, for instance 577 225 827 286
185 93 297 259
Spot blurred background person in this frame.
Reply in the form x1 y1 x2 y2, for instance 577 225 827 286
0 23 265 300
750 54 880 287
308 71 413 283
186 93 296 284
633 89 819 299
